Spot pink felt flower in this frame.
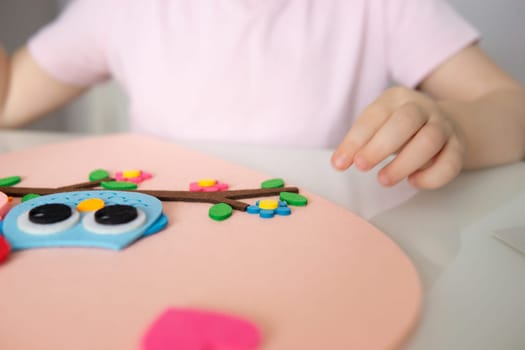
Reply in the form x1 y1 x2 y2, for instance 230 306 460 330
115 169 153 184
189 179 229 192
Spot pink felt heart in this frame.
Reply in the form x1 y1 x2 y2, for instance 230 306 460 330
142 308 262 350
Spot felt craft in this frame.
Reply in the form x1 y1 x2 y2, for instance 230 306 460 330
0 134 421 350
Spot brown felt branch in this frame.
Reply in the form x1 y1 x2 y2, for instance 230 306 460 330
137 187 300 211
0 178 115 196
0 184 300 211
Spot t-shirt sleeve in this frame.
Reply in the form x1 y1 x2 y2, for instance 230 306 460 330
27 0 114 86
385 0 480 87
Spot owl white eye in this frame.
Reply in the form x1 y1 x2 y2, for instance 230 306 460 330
82 204 147 235
17 203 80 235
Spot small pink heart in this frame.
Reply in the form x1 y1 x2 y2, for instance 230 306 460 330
142 308 262 350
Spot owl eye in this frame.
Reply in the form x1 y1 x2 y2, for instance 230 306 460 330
17 203 80 235
82 204 147 235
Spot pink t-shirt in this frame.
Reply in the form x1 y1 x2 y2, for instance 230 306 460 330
29 0 478 147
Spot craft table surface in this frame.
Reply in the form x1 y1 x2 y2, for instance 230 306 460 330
1 129 525 349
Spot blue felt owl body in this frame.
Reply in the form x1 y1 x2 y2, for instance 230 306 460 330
2 191 168 251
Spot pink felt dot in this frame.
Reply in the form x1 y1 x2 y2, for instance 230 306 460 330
127 177 143 184
216 182 229 191
141 172 153 180
203 186 219 192
142 308 261 350
115 170 152 184
189 182 203 192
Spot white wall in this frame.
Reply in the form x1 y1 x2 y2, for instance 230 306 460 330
1 1 524 134
449 0 525 84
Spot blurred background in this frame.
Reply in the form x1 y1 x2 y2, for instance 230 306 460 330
0 0 524 134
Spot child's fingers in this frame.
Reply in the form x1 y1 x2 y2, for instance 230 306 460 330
407 138 464 189
331 103 392 170
376 122 449 186
352 103 428 171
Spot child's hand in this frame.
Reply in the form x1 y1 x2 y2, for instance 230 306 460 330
331 86 467 189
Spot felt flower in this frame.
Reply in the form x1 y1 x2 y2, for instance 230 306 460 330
246 199 291 219
189 179 229 192
115 169 153 184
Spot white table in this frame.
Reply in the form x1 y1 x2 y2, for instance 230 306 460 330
1 129 524 349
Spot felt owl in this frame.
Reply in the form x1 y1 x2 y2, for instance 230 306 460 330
2 191 168 251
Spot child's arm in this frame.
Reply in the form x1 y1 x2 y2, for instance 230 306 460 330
331 44 525 189
0 45 85 128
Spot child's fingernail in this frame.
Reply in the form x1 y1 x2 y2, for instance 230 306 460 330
333 153 351 169
378 173 391 186
354 156 368 170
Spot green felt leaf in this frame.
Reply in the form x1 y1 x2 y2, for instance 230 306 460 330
209 203 233 221
101 181 138 190
280 192 308 206
261 178 285 189
0 176 21 187
22 193 40 202
89 169 110 182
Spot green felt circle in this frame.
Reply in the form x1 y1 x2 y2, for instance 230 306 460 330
261 178 285 189
209 203 233 221
89 169 110 182
0 176 22 187
101 181 138 190
280 192 308 206
22 193 41 202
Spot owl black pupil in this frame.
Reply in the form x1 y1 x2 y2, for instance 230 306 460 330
29 204 72 224
95 205 138 225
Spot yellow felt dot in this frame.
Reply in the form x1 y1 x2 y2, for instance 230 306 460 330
198 179 217 187
123 169 141 178
259 199 279 210
77 198 105 212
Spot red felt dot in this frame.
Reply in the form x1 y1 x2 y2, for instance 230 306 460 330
0 236 11 264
